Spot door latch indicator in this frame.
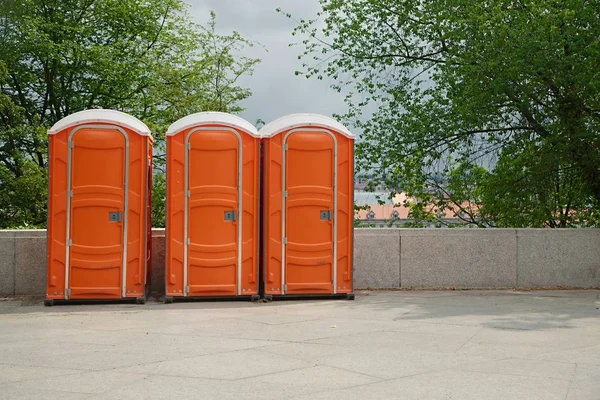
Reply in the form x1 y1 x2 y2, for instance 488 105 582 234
224 211 237 221
320 210 332 221
108 211 122 222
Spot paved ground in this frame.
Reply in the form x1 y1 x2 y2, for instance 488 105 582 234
0 290 599 400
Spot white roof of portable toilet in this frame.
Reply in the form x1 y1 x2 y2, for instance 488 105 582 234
48 109 151 136
166 112 258 137
259 113 355 139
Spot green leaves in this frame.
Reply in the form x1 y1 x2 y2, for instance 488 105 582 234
0 0 261 228
0 159 47 228
288 0 600 227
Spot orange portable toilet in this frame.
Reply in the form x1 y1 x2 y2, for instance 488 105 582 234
259 114 355 300
164 112 260 302
45 109 153 306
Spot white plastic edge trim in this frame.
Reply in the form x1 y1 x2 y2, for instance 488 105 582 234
166 111 258 137
48 109 151 137
259 113 355 139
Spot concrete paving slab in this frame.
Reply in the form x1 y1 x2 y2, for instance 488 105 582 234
400 307 594 330
86 375 238 400
0 340 114 367
49 330 275 358
0 290 598 399
455 358 577 380
575 363 600 379
125 316 275 338
309 328 478 354
129 314 400 343
474 326 600 349
382 319 484 336
0 370 148 395
291 369 571 400
566 378 600 400
86 373 343 400
0 364 79 384
455 340 561 359
0 325 86 344
255 297 417 322
237 365 382 396
118 348 311 380
530 344 600 365
238 313 323 325
317 347 491 380
0 311 161 333
0 340 175 370
261 342 358 360
566 364 600 400
0 386 94 400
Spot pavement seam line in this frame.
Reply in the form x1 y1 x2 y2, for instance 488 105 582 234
0 369 83 385
103 344 307 372
453 366 573 382
563 363 578 400
285 363 468 400
524 342 600 358
316 363 390 381
453 327 484 354
128 365 315 383
260 346 364 363
237 316 323 326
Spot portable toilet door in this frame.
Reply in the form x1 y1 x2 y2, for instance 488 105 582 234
164 112 260 302
260 114 355 300
45 109 153 306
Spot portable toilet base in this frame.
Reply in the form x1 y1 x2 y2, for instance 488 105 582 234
261 293 354 302
163 294 261 304
44 296 148 307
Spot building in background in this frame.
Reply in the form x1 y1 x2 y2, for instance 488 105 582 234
353 174 480 227
354 191 476 228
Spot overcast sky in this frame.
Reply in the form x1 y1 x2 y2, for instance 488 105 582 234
185 0 347 126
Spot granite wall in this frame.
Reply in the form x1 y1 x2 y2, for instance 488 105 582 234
1 228 599 296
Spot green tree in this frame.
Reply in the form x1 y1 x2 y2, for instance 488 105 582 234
283 0 600 227
0 1 260 228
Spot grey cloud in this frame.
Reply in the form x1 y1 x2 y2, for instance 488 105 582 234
184 0 348 126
